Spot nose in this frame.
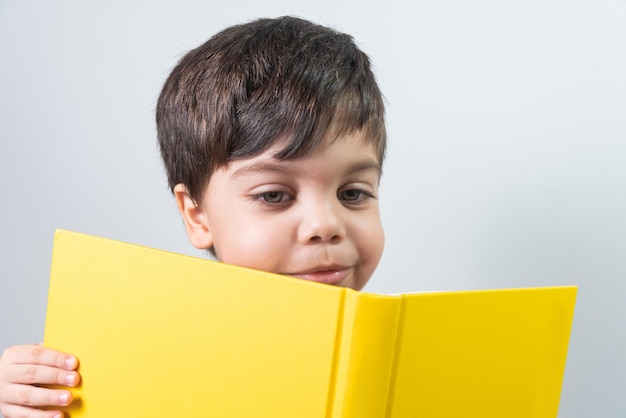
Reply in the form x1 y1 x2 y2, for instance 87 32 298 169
297 199 345 244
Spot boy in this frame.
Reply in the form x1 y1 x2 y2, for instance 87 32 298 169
0 16 386 417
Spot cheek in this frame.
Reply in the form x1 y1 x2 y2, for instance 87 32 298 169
365 225 385 269
216 218 291 273
353 215 385 289
359 211 385 255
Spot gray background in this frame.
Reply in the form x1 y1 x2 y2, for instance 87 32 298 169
1 1 625 416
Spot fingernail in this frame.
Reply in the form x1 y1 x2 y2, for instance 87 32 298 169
53 414 62 418
58 391 70 405
65 372 76 386
65 356 76 369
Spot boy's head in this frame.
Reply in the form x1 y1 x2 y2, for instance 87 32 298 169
157 16 386 290
157 16 385 203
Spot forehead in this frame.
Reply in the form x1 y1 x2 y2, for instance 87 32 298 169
276 128 381 163
225 131 381 178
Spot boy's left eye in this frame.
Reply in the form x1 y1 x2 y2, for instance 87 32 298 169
338 189 372 203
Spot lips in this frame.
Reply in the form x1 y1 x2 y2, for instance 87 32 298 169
286 267 351 286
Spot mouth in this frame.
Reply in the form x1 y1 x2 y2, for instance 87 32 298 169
286 267 351 286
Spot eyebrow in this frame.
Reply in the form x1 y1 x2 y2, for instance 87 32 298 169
231 158 381 179
231 161 299 179
344 160 382 176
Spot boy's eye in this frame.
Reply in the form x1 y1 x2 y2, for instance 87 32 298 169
338 189 372 203
259 191 292 204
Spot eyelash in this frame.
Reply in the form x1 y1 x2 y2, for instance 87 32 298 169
252 188 375 206
254 191 294 204
338 189 376 204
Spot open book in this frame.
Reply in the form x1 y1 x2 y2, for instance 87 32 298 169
44 230 576 417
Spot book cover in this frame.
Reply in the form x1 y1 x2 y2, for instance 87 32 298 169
43 230 576 417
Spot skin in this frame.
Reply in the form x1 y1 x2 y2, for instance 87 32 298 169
0 345 79 418
0 131 385 417
176 131 385 291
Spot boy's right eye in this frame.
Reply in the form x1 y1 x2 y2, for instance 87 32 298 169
256 191 293 204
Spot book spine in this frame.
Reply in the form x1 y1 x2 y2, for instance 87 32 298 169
330 292 403 418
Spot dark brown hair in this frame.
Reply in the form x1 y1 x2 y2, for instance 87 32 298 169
157 16 386 203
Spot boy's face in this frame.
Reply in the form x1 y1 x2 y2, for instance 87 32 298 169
175 131 384 290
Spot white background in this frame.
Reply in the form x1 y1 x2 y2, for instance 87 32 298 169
1 1 625 416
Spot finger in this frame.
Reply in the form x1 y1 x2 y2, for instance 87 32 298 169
3 364 80 386
1 383 73 408
2 345 78 370
0 402 65 418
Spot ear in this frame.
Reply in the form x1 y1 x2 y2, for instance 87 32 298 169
174 184 214 249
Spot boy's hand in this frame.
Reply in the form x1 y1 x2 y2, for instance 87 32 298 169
0 344 80 418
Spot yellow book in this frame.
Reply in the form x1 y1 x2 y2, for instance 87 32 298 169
43 230 577 417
